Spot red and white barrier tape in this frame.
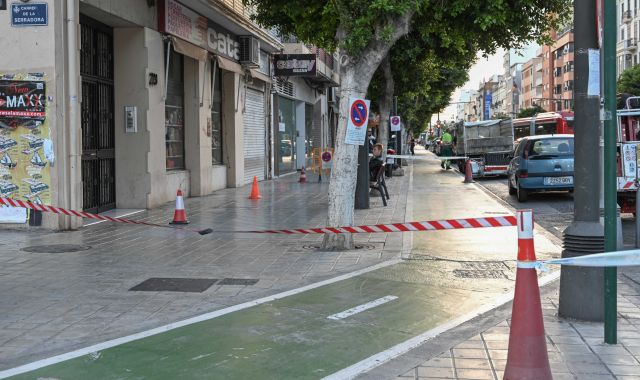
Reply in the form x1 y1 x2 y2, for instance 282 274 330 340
0 197 213 235
237 215 517 234
1 196 516 235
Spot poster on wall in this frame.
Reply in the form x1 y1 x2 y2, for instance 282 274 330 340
0 74 52 223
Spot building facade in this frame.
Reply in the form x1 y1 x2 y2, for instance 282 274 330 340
0 0 338 229
617 0 640 76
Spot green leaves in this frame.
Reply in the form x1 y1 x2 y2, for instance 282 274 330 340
618 64 640 97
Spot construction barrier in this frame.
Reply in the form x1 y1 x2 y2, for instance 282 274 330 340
387 154 468 161
0 196 213 235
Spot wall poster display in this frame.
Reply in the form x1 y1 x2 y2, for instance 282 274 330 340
0 73 53 223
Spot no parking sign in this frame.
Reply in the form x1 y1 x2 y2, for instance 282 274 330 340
390 116 401 131
345 97 370 145
321 150 332 169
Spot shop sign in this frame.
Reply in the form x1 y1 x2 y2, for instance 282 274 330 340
159 0 240 61
273 54 317 77
11 3 48 26
484 92 492 120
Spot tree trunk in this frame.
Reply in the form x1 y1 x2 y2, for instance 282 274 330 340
321 63 369 250
321 12 415 250
378 53 394 160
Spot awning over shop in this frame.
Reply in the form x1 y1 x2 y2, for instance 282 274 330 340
250 69 272 84
217 55 244 75
170 36 208 62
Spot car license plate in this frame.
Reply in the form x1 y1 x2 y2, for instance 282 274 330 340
544 176 573 185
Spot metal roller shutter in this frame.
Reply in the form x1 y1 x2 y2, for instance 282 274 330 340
243 88 266 184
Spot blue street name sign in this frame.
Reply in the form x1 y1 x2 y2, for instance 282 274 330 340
11 3 48 26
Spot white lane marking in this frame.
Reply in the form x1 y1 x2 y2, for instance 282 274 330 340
0 259 402 379
327 296 399 320
323 270 561 380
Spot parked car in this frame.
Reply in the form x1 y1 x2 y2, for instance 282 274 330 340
507 134 574 202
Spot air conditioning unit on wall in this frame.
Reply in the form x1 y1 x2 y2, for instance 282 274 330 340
239 36 260 68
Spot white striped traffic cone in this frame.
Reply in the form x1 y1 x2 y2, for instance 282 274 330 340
169 189 189 225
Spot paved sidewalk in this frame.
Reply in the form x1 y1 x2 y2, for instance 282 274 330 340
0 171 411 370
386 276 640 380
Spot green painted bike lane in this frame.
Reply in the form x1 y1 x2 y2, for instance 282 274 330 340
7 260 513 380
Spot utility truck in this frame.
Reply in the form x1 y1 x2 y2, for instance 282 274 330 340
453 119 514 177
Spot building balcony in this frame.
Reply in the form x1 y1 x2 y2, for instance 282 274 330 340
534 77 543 87
623 10 633 23
535 62 543 72
627 38 638 51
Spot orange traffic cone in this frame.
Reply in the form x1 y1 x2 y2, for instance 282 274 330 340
463 159 475 183
299 167 307 183
169 189 189 225
504 209 551 380
249 176 262 199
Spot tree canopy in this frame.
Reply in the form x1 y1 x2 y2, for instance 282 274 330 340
518 104 547 118
618 65 640 97
246 1 570 58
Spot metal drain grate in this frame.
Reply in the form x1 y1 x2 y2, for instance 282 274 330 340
218 278 259 286
453 270 508 279
462 262 509 270
21 244 91 253
301 244 378 251
130 278 218 292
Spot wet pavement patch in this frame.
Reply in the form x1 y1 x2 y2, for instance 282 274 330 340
130 278 218 292
21 244 91 253
218 278 259 286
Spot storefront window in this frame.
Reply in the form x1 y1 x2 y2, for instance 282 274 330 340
277 96 296 174
165 47 185 170
211 66 223 165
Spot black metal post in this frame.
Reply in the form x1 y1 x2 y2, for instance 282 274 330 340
559 0 605 321
355 144 370 209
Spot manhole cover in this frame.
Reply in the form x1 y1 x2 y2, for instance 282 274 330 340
301 244 378 251
218 278 259 286
21 244 91 253
130 278 217 292
453 270 508 279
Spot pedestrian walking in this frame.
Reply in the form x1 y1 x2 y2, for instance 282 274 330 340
409 137 416 155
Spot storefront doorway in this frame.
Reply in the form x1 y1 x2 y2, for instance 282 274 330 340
80 16 116 213
276 96 296 175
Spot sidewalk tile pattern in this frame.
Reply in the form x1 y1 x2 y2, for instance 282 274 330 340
396 280 640 379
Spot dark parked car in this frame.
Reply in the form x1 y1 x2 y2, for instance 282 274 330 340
507 134 574 202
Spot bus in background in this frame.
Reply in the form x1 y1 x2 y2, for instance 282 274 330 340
512 111 575 139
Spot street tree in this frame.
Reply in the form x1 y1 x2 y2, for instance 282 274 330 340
368 34 475 153
246 0 571 250
618 64 640 96
518 104 547 118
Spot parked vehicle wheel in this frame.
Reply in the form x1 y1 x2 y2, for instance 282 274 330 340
517 185 528 202
508 181 516 195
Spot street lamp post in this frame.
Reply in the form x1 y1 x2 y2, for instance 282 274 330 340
559 0 605 321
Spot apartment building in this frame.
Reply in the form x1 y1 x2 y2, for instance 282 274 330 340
0 0 339 229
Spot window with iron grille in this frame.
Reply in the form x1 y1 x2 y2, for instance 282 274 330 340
165 47 185 171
